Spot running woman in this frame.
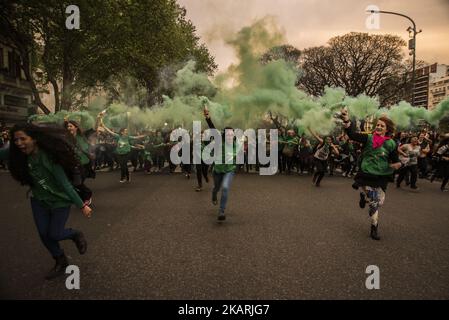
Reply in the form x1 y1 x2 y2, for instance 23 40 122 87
64 120 94 205
308 127 340 187
341 109 402 240
396 136 421 190
98 114 145 183
1 124 92 280
203 107 239 221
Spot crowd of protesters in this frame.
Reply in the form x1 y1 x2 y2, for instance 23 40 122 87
2 122 448 192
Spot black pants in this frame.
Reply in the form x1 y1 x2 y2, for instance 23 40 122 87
397 165 418 188
313 158 327 185
341 156 353 175
285 156 294 174
418 157 428 178
196 163 209 188
75 163 93 201
440 161 449 190
182 163 192 174
116 153 130 180
299 156 312 173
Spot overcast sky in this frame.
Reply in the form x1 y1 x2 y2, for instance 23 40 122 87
178 0 449 71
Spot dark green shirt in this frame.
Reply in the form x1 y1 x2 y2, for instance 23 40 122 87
28 150 84 209
361 135 397 176
114 135 132 155
75 135 90 165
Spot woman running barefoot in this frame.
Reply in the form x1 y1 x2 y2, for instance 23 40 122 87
203 108 238 221
1 124 92 280
98 114 146 183
308 127 339 187
341 109 402 240
64 120 94 204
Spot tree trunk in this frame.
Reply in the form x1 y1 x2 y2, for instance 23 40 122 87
21 49 51 114
50 78 60 112
61 56 73 110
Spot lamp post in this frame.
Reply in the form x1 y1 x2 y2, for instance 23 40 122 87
368 10 422 106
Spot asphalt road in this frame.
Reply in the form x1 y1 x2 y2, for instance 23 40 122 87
0 169 448 299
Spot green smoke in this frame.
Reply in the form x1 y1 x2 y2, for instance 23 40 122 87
29 17 449 136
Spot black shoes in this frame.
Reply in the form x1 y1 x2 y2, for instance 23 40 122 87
218 211 226 221
45 254 69 280
370 224 380 241
359 192 366 209
73 231 87 255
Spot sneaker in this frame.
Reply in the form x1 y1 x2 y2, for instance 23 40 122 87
359 192 366 209
119 179 126 183
342 172 347 177
195 187 202 192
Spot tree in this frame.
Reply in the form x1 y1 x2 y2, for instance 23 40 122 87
298 32 407 104
1 0 217 113
117 0 217 106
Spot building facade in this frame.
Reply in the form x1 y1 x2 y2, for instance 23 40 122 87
412 63 447 108
0 37 36 127
428 66 449 110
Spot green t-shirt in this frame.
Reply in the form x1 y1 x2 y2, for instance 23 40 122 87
213 141 241 174
28 150 84 209
361 134 397 176
75 135 90 165
115 135 132 155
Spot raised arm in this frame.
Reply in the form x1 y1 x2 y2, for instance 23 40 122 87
340 109 368 145
203 107 216 129
99 118 119 138
307 127 323 145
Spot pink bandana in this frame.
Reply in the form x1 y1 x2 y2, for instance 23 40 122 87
372 132 391 149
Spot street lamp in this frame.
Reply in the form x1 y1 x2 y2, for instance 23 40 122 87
367 10 422 106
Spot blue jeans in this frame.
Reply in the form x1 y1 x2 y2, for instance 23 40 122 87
213 172 235 213
30 198 76 258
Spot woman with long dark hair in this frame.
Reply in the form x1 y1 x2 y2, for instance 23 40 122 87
341 110 402 240
64 120 94 204
1 123 92 280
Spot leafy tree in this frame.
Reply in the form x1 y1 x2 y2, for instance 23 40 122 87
298 32 407 105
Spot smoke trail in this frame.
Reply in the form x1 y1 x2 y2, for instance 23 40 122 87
29 17 449 135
